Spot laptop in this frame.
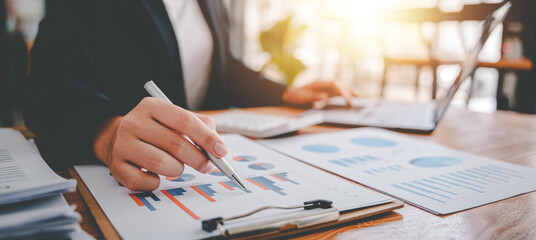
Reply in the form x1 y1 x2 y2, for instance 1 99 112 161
307 2 512 134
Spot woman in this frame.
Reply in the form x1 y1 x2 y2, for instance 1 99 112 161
24 0 353 191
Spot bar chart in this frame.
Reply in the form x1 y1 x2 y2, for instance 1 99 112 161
190 184 217 202
328 155 381 167
393 164 529 204
260 127 536 214
161 187 201 220
129 192 160 211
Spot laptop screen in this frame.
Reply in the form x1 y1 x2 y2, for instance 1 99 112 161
434 2 511 123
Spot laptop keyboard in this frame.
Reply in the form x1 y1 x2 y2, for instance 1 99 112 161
360 102 434 127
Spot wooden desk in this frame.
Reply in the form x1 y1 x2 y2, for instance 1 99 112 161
44 106 536 239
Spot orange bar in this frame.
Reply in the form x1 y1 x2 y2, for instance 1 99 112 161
161 190 201 220
219 182 235 191
191 186 216 202
129 194 144 207
271 174 286 182
246 178 269 190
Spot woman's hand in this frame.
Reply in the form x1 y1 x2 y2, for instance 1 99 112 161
92 97 224 191
282 80 357 107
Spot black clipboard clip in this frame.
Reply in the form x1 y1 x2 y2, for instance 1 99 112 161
202 200 339 238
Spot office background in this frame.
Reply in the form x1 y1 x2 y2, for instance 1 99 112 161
1 0 534 127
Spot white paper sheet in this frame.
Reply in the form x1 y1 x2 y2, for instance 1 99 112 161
259 128 536 215
0 129 76 204
75 134 392 240
0 194 81 239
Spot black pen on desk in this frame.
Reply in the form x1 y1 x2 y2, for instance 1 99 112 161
144 80 249 192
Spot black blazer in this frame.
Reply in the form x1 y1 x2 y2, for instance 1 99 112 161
24 0 286 170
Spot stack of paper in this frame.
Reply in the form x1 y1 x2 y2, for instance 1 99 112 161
0 129 90 239
0 129 77 204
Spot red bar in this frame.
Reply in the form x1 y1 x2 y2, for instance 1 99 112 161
271 174 286 182
161 190 201 220
219 182 235 191
129 194 144 207
191 186 216 202
246 178 269 190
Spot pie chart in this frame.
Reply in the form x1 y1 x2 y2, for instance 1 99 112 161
248 163 275 170
209 169 225 176
410 156 462 168
166 173 196 182
351 137 397 147
233 155 257 162
302 144 340 153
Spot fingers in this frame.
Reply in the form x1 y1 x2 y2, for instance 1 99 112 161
117 137 185 177
307 81 357 107
195 113 216 130
139 97 227 158
110 160 160 191
131 120 215 173
282 88 330 105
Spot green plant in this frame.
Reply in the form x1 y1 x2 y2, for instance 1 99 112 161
259 15 307 86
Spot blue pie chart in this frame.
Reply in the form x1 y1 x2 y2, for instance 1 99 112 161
248 163 275 170
166 173 196 182
410 156 462 168
351 137 397 147
302 144 340 153
233 155 257 162
209 169 225 176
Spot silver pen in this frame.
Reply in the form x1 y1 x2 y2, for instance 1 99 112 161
144 81 249 192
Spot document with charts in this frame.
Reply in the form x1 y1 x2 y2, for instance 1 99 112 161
74 134 392 240
259 128 536 215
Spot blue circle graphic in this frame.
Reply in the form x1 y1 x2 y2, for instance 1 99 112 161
248 163 275 170
302 144 340 153
166 173 196 182
210 169 225 176
351 137 397 147
233 155 257 162
410 156 462 168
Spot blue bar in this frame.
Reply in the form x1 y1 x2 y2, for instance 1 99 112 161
388 166 401 172
167 187 186 196
466 169 507 183
273 172 299 185
365 155 376 160
392 184 446 203
250 176 286 195
449 173 487 185
402 182 450 199
134 192 160 211
432 177 484 193
471 168 510 182
353 157 366 162
487 165 520 174
458 171 500 184
364 170 375 176
441 174 484 189
475 168 512 179
223 181 252 193
412 180 458 196
422 178 451 188
343 158 355 164
329 160 349 167
196 184 217 197
481 166 523 179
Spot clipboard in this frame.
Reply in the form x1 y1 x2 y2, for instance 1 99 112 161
69 167 403 240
